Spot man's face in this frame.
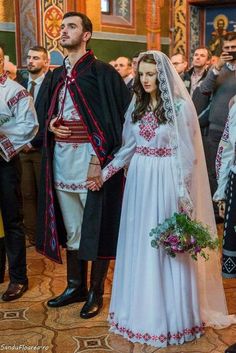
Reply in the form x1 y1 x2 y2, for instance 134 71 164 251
132 57 139 75
114 57 132 79
26 50 48 74
192 49 210 69
217 19 225 30
0 48 4 75
170 54 187 74
223 39 236 53
60 16 90 49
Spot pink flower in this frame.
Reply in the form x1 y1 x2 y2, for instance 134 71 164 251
167 235 179 244
194 246 201 254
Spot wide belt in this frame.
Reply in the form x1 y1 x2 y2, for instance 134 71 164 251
135 146 174 157
54 119 90 143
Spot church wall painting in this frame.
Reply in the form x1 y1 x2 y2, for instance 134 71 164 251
204 6 236 57
41 0 65 66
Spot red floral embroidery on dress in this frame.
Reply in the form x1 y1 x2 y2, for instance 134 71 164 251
7 90 30 109
139 112 159 141
135 146 173 157
0 73 8 85
54 181 86 191
109 312 204 344
216 145 224 179
104 164 120 181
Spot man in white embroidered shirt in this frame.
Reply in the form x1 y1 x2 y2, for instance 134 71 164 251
0 43 38 301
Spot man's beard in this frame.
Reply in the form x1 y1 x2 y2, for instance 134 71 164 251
27 66 43 74
60 34 83 50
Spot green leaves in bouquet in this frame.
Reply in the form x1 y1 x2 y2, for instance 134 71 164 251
149 213 219 261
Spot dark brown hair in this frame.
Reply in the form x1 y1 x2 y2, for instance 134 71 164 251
63 12 93 34
132 54 166 124
223 32 236 42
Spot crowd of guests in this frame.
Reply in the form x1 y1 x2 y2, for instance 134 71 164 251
1 10 236 350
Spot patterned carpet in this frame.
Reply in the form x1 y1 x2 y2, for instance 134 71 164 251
0 238 236 353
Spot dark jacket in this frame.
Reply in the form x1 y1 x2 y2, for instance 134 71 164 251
36 50 131 263
183 66 209 94
23 70 52 149
200 65 236 133
183 67 210 135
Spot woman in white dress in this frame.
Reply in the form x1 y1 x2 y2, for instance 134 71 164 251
87 51 235 348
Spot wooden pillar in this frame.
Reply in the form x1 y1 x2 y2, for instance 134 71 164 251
71 0 86 12
172 0 187 55
146 0 164 50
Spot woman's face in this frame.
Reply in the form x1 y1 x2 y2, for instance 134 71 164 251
138 61 157 95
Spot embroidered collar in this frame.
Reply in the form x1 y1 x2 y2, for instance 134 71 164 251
0 72 8 85
62 49 95 80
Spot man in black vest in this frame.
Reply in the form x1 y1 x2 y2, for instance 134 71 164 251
37 12 130 319
20 46 52 245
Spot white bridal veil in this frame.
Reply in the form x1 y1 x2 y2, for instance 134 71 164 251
127 50 236 328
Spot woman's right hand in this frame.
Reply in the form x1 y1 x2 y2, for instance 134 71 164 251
49 117 71 139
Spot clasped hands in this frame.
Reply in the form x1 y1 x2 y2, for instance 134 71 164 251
87 156 104 191
49 117 103 191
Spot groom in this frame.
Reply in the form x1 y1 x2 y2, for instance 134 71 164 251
37 11 130 319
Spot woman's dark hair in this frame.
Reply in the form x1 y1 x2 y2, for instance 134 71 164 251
132 54 166 124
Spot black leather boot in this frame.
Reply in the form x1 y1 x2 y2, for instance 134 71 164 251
225 343 236 353
80 259 109 319
0 238 6 284
47 250 88 307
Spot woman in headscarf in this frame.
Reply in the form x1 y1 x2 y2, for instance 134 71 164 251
88 51 235 348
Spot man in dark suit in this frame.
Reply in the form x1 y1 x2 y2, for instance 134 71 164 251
20 46 52 245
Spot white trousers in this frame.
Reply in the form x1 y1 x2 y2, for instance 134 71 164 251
56 190 87 250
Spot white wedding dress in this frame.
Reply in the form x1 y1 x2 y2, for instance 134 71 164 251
102 110 203 348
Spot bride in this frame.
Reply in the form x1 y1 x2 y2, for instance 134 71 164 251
87 50 235 348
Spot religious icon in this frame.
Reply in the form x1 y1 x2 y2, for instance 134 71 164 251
208 14 229 56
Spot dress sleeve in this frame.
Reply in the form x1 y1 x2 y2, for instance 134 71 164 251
102 104 136 182
213 108 236 201
172 100 196 216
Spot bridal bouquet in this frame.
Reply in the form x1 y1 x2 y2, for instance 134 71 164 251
149 213 219 260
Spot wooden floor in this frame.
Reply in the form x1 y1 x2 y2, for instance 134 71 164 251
0 238 236 353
